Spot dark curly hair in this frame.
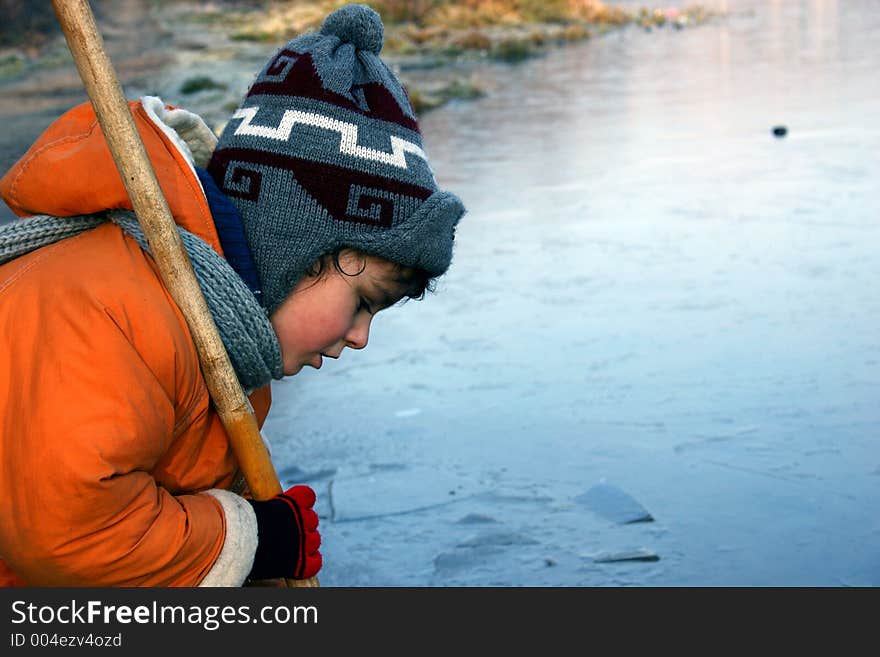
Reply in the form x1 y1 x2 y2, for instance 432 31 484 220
304 248 437 303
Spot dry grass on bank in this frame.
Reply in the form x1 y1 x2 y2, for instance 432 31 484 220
219 0 631 53
161 0 712 114
366 0 629 27
213 0 712 65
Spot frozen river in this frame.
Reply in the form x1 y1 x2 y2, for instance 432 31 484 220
268 0 879 586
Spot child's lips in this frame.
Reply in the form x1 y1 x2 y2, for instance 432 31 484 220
314 351 340 369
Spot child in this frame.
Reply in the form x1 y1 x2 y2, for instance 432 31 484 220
0 4 464 586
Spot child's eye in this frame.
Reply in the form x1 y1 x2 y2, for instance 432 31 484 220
358 298 374 315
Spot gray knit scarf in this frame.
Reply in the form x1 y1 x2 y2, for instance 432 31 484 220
0 211 283 392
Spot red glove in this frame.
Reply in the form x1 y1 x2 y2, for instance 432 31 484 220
247 485 322 580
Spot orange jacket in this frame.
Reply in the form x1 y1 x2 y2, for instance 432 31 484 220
0 98 270 586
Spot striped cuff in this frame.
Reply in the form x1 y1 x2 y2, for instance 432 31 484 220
198 489 258 587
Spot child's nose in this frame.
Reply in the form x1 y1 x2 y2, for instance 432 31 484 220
344 315 371 350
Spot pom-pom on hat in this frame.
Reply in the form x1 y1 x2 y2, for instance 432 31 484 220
208 3 465 315
320 3 384 53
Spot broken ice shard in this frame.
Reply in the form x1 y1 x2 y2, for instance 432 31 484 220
592 548 660 563
575 481 655 524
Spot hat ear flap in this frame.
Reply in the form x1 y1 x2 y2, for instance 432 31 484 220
381 191 465 276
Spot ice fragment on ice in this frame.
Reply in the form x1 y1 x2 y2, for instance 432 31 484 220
456 513 498 525
574 481 654 524
456 531 539 548
592 548 660 563
433 546 504 575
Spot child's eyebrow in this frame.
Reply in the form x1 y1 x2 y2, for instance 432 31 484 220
370 280 407 310
375 287 398 309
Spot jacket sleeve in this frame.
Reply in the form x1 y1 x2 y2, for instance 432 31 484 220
0 278 256 586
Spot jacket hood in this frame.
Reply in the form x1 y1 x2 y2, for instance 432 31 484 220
0 96 225 255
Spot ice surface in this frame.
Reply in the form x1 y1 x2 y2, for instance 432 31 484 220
328 465 485 522
263 0 880 585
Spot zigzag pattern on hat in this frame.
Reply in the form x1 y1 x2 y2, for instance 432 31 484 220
231 107 430 172
247 51 419 132
209 147 433 228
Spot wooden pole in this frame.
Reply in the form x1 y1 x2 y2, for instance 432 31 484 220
51 0 318 588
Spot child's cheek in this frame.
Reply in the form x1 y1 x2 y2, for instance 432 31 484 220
313 304 356 347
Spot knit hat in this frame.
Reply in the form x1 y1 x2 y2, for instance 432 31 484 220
207 4 465 315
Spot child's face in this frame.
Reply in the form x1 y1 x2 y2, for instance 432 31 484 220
270 251 408 376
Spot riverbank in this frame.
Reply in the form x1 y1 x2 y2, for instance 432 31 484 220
143 0 717 120
0 1 717 127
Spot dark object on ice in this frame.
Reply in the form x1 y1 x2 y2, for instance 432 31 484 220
772 125 788 138
575 482 654 524
592 548 660 563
